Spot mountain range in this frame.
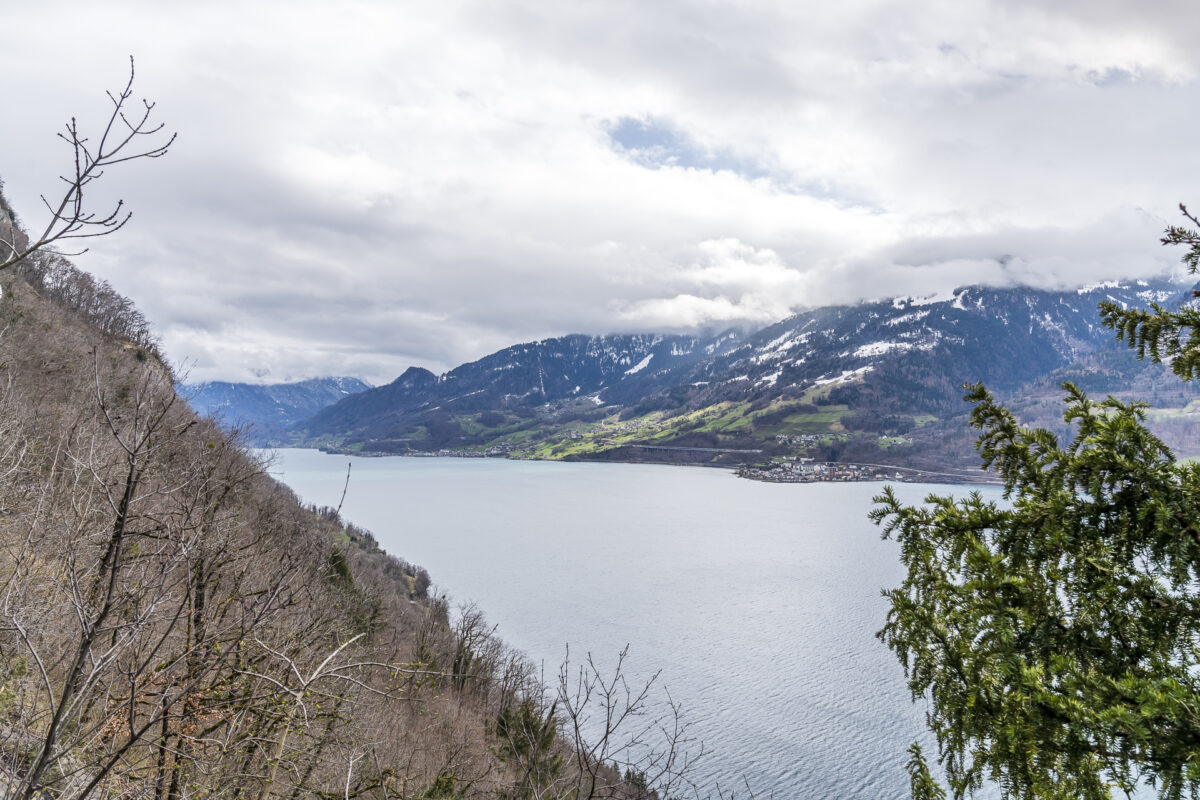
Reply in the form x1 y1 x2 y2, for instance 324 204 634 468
185 278 1200 469
180 377 372 443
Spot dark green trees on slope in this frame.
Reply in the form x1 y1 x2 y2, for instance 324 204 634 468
1101 205 1200 382
874 207 1200 800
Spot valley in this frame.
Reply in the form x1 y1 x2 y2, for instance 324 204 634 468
187 279 1200 479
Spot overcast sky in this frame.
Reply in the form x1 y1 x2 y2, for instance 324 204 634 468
2 1 1198 384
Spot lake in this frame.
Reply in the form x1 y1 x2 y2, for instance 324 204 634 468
265 449 1000 798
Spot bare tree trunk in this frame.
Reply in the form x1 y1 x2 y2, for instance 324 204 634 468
17 453 142 800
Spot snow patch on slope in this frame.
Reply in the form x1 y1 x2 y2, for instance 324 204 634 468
893 289 960 310
853 341 911 358
885 310 931 327
1078 280 1121 294
1136 289 1175 304
816 366 874 386
753 331 811 364
706 333 739 354
625 354 653 375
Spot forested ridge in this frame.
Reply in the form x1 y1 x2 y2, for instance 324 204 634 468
0 190 684 799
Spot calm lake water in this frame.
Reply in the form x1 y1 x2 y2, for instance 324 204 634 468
265 449 1001 799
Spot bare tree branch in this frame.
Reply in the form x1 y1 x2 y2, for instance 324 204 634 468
0 56 174 271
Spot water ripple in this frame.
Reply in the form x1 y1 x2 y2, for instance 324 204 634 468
268 451 1003 799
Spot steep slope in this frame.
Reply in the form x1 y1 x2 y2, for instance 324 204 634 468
688 280 1186 412
0 259 446 799
990 303 1200 458
0 189 671 799
181 376 372 443
299 331 744 449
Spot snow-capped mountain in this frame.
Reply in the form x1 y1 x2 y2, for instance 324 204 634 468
180 377 372 443
292 277 1188 457
300 331 745 440
681 279 1187 413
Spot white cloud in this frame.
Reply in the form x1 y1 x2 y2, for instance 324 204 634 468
0 0 1196 383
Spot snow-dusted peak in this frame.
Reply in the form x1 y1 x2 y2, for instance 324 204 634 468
891 289 966 310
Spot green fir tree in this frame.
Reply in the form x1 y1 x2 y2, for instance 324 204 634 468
874 206 1200 800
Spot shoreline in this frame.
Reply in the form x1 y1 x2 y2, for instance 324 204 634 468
283 445 999 486
736 460 1001 486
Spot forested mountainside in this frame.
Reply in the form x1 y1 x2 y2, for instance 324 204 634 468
980 313 1200 453
290 279 1191 470
0 193 675 798
300 332 745 441
180 377 372 444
